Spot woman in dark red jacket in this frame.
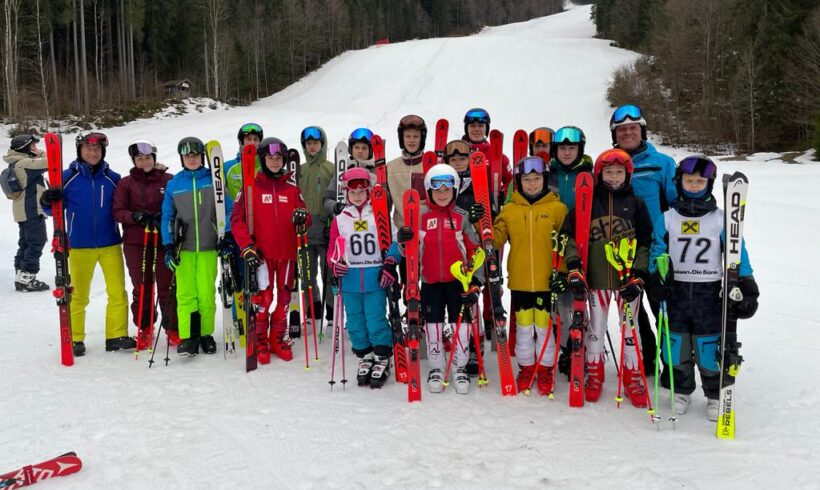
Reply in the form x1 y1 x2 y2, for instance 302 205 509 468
112 140 178 349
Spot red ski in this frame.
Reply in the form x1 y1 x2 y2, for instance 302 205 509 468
569 172 594 407
489 129 504 213
372 184 408 383
44 133 73 367
435 119 449 164
372 135 387 185
469 152 516 396
0 452 82 489
513 130 528 166
241 144 258 373
403 189 422 402
422 151 436 178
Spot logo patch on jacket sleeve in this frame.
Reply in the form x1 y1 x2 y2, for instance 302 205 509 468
354 220 368 231
681 220 700 234
262 194 272 203
426 217 438 230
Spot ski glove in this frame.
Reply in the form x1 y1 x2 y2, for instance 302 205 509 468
333 202 346 215
728 276 760 320
241 246 260 270
648 271 674 302
331 259 349 278
397 226 415 244
380 256 399 288
619 277 644 303
567 269 587 299
468 203 484 224
549 271 569 294
132 210 152 227
461 284 481 307
292 208 309 226
40 187 62 206
217 233 235 259
164 250 179 272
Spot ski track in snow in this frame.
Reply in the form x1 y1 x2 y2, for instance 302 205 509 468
1 4 818 489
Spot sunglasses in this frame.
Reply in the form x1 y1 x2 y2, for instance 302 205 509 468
678 156 717 179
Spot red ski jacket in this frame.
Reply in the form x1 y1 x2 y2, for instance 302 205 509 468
418 199 482 285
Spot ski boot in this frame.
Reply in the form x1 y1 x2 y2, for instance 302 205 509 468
584 361 604 402
674 393 691 415
454 368 470 395
16 272 49 292
136 329 153 351
177 336 199 356
257 338 271 365
72 341 86 357
706 398 719 421
623 367 648 408
269 326 293 361
357 354 375 386
199 335 217 354
516 364 536 394
427 368 444 393
535 364 554 397
369 355 391 389
106 336 137 352
167 329 181 347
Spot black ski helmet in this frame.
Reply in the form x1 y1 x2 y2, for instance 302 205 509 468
397 114 427 154
237 123 264 145
463 108 491 138
75 132 109 160
551 126 586 164
258 137 288 178
674 155 717 197
177 137 205 167
10 134 39 155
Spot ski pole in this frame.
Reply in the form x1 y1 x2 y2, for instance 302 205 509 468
443 249 485 390
134 226 151 359
296 229 311 370
656 253 676 426
147 228 159 353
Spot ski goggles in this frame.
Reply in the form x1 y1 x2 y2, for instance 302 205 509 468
301 126 322 143
444 140 470 159
429 175 457 190
261 142 287 157
529 128 554 145
678 156 717 179
399 114 425 130
514 156 547 175
464 108 490 125
349 128 374 143
77 132 108 148
345 179 371 191
240 123 263 135
598 149 632 167
553 126 584 145
178 140 205 155
129 142 157 157
610 104 646 128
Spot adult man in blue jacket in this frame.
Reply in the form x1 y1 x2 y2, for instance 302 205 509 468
610 105 677 375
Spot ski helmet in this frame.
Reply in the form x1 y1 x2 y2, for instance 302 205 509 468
127 140 158 163
609 104 647 146
528 127 554 156
257 137 288 178
463 108 491 137
76 132 109 160
674 155 717 198
594 149 633 190
551 126 586 162
514 155 549 200
300 126 324 147
424 163 460 203
177 137 205 167
348 128 374 160
444 140 470 163
397 114 427 154
341 167 372 203
10 134 39 155
237 122 264 145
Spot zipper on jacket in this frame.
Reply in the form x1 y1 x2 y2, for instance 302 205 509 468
92 174 97 245
438 209 444 283
529 207 535 291
193 173 200 252
608 192 614 290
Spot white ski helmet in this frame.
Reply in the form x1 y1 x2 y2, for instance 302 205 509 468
424 164 460 200
127 140 158 163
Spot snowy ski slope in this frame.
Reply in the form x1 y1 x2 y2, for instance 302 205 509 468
1 4 818 488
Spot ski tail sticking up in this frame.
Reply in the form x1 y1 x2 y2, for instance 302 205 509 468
422 151 437 179
435 119 449 164
372 135 387 185
403 189 422 402
512 129 528 193
569 171 593 407
469 152 516 396
287 148 302 339
241 144 258 373
717 171 748 440
0 452 82 489
489 129 504 213
44 133 73 367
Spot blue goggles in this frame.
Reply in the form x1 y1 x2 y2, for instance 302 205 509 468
349 128 373 143
301 126 322 142
678 156 717 179
515 156 547 175
611 104 644 125
429 175 456 190
553 126 584 145
464 108 490 125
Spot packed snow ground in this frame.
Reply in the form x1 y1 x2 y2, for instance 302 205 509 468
1 4 817 488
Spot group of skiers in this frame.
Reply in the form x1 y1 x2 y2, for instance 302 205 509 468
6 104 760 422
